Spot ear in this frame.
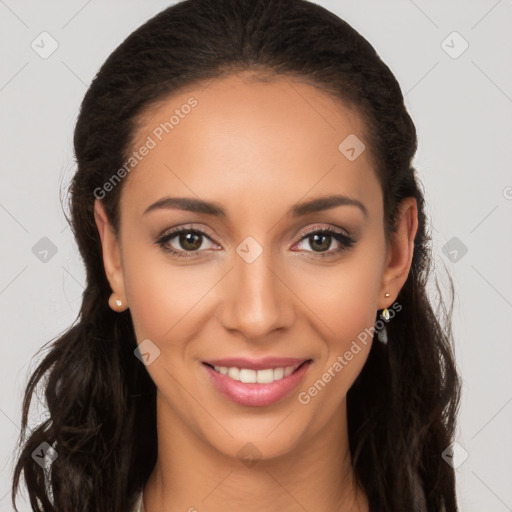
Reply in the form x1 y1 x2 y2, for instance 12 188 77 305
378 197 418 309
94 199 127 303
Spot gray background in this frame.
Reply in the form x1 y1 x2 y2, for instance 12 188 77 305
1 0 511 510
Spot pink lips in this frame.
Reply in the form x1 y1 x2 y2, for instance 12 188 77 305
202 357 312 407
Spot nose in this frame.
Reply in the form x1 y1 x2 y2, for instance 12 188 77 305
218 243 295 340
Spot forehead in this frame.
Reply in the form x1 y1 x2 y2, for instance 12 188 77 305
121 72 380 219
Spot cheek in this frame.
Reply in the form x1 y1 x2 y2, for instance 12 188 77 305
290 254 381 409
121 243 210 341
292 256 381 344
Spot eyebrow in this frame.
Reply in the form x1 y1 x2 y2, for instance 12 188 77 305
143 193 368 219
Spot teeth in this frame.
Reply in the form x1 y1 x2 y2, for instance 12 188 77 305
212 365 300 383
239 369 256 383
227 367 240 380
284 366 295 377
273 367 284 380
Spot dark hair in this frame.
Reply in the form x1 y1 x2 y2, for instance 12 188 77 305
11 0 461 510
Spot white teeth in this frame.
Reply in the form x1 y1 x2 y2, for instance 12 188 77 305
227 367 240 380
212 364 301 383
284 366 295 377
256 368 274 384
273 367 284 380
239 369 256 383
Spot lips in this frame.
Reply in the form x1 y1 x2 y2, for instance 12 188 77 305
201 356 313 407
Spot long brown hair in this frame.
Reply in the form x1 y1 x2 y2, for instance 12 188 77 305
11 0 461 510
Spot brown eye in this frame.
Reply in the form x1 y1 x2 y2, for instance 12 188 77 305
177 232 203 251
293 227 355 258
155 228 218 258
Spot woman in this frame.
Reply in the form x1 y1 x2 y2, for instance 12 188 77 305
11 0 461 510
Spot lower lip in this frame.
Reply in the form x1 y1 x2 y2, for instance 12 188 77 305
202 361 312 407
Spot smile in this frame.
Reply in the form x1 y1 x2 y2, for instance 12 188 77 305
202 359 312 407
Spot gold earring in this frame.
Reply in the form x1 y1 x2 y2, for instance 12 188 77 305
382 292 390 320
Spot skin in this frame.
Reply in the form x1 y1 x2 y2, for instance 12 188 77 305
94 71 418 512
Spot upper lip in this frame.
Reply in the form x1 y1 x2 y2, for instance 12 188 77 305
202 357 311 371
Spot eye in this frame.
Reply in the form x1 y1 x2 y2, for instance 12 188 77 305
292 226 355 258
154 226 219 258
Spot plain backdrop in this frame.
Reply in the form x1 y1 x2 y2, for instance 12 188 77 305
1 1 511 510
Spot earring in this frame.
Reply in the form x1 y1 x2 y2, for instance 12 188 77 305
109 293 127 312
382 292 390 320
377 292 390 344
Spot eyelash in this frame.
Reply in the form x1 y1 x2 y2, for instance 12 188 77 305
154 225 355 260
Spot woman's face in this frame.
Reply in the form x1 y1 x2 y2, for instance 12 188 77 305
95 71 414 461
